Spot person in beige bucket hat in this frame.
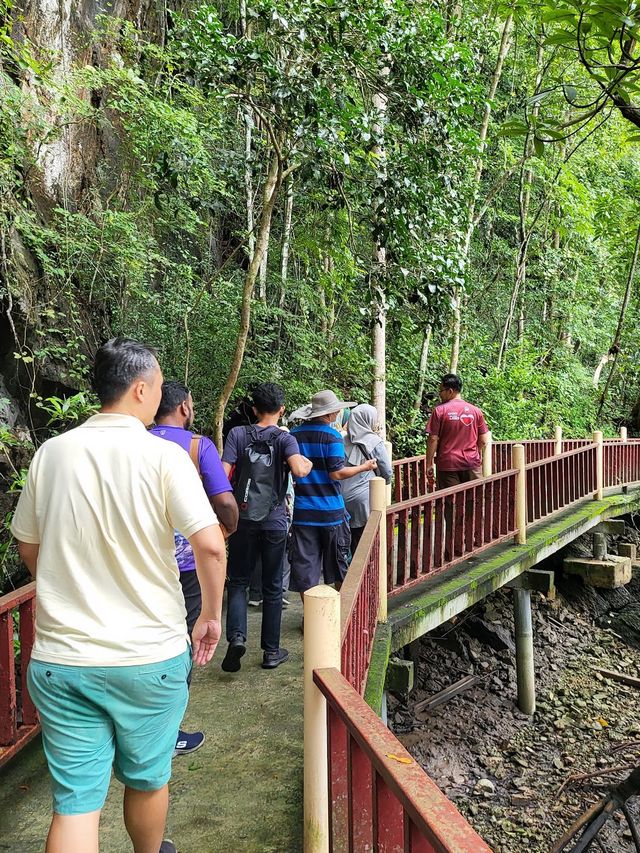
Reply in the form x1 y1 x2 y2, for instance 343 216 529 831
288 390 377 601
288 389 356 422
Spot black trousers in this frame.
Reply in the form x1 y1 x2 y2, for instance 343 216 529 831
226 527 288 652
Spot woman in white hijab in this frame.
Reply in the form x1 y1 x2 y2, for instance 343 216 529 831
342 404 392 553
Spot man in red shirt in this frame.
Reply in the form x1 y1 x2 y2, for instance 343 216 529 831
426 373 490 489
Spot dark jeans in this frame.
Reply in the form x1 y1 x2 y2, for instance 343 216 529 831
179 569 202 636
437 468 483 561
250 545 291 598
179 569 201 690
226 526 287 652
350 525 365 555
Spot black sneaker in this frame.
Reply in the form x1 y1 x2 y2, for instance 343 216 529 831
262 648 289 669
221 638 246 672
160 841 177 853
173 729 205 757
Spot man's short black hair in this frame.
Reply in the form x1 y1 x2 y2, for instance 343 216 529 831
252 382 285 414
441 373 463 393
93 338 157 406
156 380 190 420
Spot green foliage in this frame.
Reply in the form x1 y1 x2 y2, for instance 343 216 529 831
0 0 639 492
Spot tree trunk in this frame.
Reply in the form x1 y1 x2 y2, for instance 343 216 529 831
497 40 543 368
597 218 640 416
213 150 282 449
240 1 255 267
593 353 614 387
279 173 293 308
371 81 388 437
449 13 513 373
413 325 432 415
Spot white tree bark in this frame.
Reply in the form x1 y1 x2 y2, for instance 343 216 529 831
450 14 513 373
413 326 432 414
279 173 294 308
371 84 388 438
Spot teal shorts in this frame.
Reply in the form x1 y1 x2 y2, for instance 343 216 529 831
27 647 191 815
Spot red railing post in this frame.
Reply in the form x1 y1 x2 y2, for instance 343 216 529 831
0 609 17 746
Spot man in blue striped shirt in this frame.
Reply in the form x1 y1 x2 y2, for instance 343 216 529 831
289 390 377 594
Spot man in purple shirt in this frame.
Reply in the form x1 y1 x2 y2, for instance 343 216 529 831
151 380 238 755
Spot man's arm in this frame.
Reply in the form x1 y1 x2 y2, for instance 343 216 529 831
477 430 490 468
426 434 439 474
329 459 377 481
16 541 39 577
189 524 227 666
211 492 238 537
287 453 313 478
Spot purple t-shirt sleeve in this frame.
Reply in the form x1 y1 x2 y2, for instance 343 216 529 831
282 432 300 461
199 436 232 496
221 427 241 466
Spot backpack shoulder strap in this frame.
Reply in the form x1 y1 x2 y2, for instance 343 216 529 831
189 435 202 476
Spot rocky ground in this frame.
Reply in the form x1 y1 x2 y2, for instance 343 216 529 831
390 528 640 852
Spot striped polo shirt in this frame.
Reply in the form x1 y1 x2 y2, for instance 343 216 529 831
291 422 346 526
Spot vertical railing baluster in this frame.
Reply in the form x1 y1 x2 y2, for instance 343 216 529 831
0 609 17 747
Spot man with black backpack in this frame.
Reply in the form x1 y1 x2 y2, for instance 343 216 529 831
221 383 312 671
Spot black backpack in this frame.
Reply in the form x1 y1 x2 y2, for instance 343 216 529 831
233 426 287 522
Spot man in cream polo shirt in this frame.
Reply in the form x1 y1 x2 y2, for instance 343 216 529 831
11 337 226 853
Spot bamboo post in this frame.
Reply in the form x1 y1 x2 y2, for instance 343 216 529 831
621 426 628 441
384 440 393 504
482 430 493 477
513 444 527 545
594 430 603 500
303 585 341 853
554 425 563 456
370 476 387 622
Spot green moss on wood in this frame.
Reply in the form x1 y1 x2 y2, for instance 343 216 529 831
364 622 392 715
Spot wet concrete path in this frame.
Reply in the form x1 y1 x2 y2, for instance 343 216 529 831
0 601 304 853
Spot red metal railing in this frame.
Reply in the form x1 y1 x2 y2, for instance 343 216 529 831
340 512 381 695
392 455 434 503
526 444 597 524
314 667 492 853
386 469 518 596
563 439 593 452
0 582 39 768
492 440 556 473
604 441 640 488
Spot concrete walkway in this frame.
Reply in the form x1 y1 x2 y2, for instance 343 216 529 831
0 601 304 853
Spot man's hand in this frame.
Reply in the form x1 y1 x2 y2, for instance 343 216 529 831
363 459 378 471
191 616 222 666
427 464 435 478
